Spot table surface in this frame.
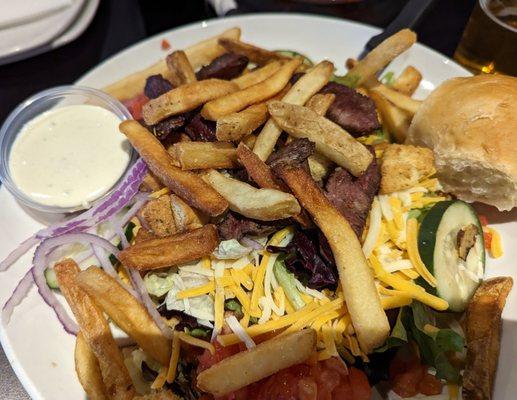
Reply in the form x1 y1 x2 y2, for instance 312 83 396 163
0 0 475 398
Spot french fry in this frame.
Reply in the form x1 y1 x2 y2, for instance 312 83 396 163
369 91 411 143
367 82 421 116
142 79 238 124
463 277 514 400
103 27 241 101
346 29 417 87
120 120 228 217
218 38 289 66
197 329 316 397
216 103 268 142
237 143 312 227
201 58 302 120
271 163 389 353
54 260 135 400
232 61 282 89
140 171 165 192
253 60 334 161
171 141 238 169
241 133 256 149
305 93 335 115
76 266 171 366
305 93 336 182
166 50 197 87
119 224 219 271
215 83 291 142
391 65 422 96
75 333 108 400
267 101 373 177
201 169 301 221
169 194 207 231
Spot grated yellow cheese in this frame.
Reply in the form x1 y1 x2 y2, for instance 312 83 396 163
250 253 268 317
218 302 320 346
151 366 168 389
240 311 250 328
177 332 215 355
282 298 345 336
202 257 211 269
230 284 251 313
399 268 420 280
448 383 459 400
231 268 253 290
166 332 181 384
488 227 504 259
381 295 413 309
214 284 225 334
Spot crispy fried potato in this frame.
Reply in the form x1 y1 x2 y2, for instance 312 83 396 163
215 83 291 142
305 93 335 182
76 266 171 366
218 38 289 66
241 133 256 149
166 50 197 87
305 93 335 115
201 58 302 120
367 82 421 116
271 165 389 353
140 171 165 192
142 79 238 124
216 103 268 142
369 91 411 143
346 29 417 86
138 195 179 237
267 101 373 177
169 193 206 231
253 60 334 160
237 143 311 227
119 224 219 271
463 277 513 400
231 61 282 89
103 27 240 101
54 260 135 400
75 333 108 400
201 169 301 221
197 329 316 397
171 141 238 170
120 121 228 217
392 65 422 96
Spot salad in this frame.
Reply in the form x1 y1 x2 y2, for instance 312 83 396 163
0 26 511 400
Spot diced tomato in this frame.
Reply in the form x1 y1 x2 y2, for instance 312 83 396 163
417 372 443 396
122 93 149 120
484 230 493 250
348 367 372 400
197 341 240 372
161 39 171 50
478 214 488 226
392 365 426 398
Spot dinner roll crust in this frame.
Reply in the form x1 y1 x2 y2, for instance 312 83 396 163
406 74 517 211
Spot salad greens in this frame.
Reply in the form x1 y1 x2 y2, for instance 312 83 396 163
377 302 465 383
273 258 305 310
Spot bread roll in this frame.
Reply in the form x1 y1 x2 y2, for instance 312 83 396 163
406 74 517 211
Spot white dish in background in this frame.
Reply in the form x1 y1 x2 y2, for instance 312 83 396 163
0 13 515 400
0 0 99 66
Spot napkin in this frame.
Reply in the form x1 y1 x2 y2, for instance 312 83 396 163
0 0 73 29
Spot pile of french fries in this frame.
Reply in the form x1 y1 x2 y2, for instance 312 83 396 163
58 26 427 399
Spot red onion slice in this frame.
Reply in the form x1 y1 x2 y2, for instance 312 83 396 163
31 233 121 335
127 268 173 339
1 269 34 325
240 237 264 250
0 158 147 273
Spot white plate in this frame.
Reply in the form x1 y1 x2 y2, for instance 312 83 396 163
0 0 99 66
0 0 84 63
0 13 516 400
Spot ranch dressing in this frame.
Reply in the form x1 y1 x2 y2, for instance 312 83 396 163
9 104 131 209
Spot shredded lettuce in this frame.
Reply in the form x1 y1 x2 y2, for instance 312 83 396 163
144 271 175 297
273 259 305 310
213 239 252 260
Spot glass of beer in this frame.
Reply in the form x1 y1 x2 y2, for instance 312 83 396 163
454 0 517 76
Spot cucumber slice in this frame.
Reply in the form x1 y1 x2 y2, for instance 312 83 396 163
418 200 485 312
44 268 59 290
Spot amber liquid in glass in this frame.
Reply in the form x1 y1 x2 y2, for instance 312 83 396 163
454 0 517 75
